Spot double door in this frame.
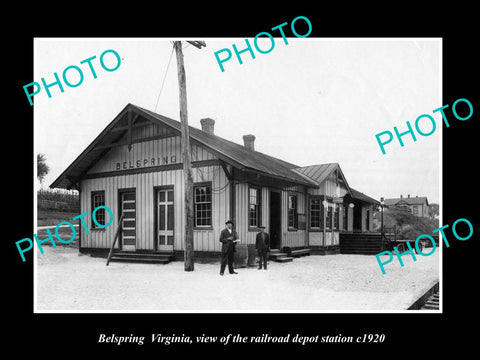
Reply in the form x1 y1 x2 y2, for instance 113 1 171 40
118 188 174 252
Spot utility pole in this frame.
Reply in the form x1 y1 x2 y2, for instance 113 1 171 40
173 40 206 272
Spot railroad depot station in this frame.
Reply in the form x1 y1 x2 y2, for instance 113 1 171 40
51 104 380 264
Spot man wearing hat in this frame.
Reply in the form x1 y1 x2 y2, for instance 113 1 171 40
219 220 239 275
255 225 270 270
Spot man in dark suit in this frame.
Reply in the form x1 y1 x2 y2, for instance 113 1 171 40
219 220 239 275
255 225 270 270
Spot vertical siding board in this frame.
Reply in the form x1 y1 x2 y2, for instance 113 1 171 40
178 168 183 252
178 170 184 251
140 173 145 250
218 166 226 251
102 177 108 248
215 166 222 251
97 177 104 248
109 176 116 249
144 173 150 250
240 184 247 244
139 173 145 249
80 181 88 247
148 172 154 249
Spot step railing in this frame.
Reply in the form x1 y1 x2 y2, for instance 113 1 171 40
106 214 124 266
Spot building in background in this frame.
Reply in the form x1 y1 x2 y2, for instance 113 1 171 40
384 195 430 218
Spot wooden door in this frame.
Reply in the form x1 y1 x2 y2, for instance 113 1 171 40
121 191 136 251
269 190 282 249
157 189 174 251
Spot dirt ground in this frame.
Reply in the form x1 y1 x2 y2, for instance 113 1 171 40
35 246 440 312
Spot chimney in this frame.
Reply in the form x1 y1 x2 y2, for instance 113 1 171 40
400 195 403 198
408 194 410 198
243 134 256 151
200 118 215 135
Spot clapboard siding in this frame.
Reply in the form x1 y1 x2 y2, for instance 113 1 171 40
79 164 229 252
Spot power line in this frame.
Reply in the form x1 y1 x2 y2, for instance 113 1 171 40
154 44 175 112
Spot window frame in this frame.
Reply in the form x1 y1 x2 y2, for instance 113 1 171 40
91 190 106 230
248 185 262 229
288 194 298 230
309 196 323 230
193 182 213 229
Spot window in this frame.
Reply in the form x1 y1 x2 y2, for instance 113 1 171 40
310 197 322 229
413 206 418 215
249 186 261 227
288 194 297 229
194 184 212 227
91 191 105 228
365 209 370 230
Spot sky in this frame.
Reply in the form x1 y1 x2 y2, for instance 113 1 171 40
34 38 441 204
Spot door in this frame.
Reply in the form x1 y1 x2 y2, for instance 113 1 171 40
353 201 362 232
157 188 174 251
269 190 282 249
121 191 136 251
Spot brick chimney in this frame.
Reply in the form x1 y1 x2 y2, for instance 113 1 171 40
243 134 256 151
200 118 215 135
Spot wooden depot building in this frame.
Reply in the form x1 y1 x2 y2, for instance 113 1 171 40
50 104 379 262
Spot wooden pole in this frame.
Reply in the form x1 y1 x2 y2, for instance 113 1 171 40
106 214 124 266
174 41 195 271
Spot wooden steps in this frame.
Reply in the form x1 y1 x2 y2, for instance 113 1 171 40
290 248 311 257
109 251 175 265
269 248 310 263
339 232 383 255
269 249 293 263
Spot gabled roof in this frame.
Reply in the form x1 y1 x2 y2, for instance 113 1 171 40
50 103 316 189
349 188 380 205
294 164 380 205
384 196 429 206
293 163 352 194
293 163 339 185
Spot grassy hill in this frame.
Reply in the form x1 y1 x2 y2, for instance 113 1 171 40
375 207 439 240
